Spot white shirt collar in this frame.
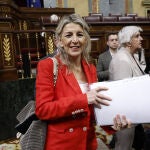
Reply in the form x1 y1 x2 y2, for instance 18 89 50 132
109 49 118 57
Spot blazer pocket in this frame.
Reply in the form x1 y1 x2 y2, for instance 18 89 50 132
48 126 65 133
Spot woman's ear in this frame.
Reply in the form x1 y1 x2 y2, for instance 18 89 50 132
59 40 64 48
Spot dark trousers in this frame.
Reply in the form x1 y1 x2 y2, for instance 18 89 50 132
144 129 150 150
132 124 145 150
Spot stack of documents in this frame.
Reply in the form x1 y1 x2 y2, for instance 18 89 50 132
90 75 150 125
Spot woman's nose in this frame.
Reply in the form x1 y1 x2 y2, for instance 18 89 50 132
140 36 143 40
72 36 78 42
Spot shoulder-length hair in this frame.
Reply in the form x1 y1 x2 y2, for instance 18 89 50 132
55 14 91 67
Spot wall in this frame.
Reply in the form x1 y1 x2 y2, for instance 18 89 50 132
43 0 56 8
100 0 125 16
66 0 89 16
43 0 146 17
132 0 145 16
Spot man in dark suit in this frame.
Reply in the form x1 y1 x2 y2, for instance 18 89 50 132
96 32 119 81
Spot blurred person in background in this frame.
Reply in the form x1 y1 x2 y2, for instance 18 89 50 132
109 26 145 150
97 32 119 81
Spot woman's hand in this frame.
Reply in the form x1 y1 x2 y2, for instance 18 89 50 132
86 86 112 108
112 114 132 131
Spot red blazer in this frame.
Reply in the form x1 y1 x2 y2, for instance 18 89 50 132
35 57 98 150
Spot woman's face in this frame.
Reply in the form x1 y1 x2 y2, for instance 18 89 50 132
59 23 86 58
130 32 143 52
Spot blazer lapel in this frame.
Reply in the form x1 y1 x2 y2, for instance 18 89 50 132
107 50 112 60
60 60 93 93
82 60 94 84
124 49 144 75
60 64 82 94
107 50 112 65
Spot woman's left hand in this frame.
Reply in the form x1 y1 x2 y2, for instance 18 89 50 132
112 114 132 131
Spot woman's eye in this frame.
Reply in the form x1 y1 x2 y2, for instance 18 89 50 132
65 34 71 38
136 34 140 38
78 34 84 37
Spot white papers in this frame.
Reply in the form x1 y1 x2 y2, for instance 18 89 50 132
90 75 150 126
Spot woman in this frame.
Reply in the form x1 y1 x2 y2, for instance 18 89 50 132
109 26 145 150
36 14 131 150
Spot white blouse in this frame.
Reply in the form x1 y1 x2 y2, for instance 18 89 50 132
78 81 89 94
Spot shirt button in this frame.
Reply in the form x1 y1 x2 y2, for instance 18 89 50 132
83 126 87 131
69 128 74 132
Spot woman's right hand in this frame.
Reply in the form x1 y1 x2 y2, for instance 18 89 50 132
112 114 132 130
86 86 112 108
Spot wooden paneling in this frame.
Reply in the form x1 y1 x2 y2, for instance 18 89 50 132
0 0 150 81
0 0 75 81
88 23 150 64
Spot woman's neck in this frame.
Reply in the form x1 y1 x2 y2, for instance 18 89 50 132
69 55 82 70
68 57 87 83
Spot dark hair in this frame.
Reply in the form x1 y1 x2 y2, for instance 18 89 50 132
106 32 118 41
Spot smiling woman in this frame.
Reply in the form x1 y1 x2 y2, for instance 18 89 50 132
59 23 86 58
55 14 91 68
35 14 131 150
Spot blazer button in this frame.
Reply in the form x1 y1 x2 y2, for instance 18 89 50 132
69 128 74 132
80 109 84 112
83 126 87 131
72 112 75 115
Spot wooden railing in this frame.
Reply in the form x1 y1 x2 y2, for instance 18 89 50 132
0 0 75 81
0 29 56 81
1 24 150 81
0 0 150 81
15 30 56 79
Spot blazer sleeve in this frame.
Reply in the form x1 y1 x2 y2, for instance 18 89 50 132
35 58 89 120
96 53 110 81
